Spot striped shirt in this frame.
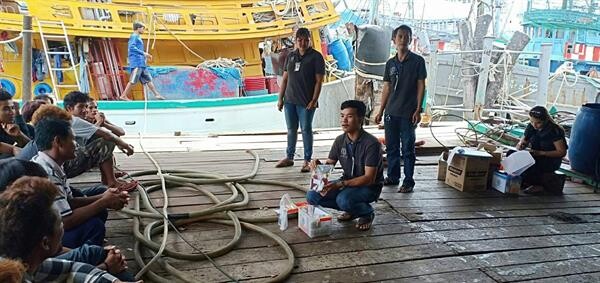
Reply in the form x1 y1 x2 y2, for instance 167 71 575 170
0 256 118 283
31 152 73 217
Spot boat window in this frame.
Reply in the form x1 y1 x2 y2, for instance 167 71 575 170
545 29 553 38
556 29 564 39
537 27 542 37
569 31 576 41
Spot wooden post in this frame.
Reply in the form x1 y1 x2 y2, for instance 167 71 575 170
474 36 494 119
21 15 33 101
484 31 530 108
536 43 552 106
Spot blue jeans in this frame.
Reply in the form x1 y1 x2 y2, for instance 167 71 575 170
71 184 108 197
306 185 381 217
62 209 108 249
56 244 135 281
284 103 315 161
384 115 416 187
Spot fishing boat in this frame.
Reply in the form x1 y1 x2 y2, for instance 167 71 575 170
0 0 339 134
521 0 600 74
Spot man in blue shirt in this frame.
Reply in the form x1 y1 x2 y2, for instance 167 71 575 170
119 22 165 101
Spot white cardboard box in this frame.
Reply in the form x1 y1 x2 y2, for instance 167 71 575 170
298 205 333 238
491 170 522 194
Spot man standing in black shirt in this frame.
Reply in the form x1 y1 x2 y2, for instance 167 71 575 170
276 28 326 172
375 25 427 193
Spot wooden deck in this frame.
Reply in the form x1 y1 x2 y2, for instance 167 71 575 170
70 127 600 283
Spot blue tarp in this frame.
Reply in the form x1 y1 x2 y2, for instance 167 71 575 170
330 9 366 29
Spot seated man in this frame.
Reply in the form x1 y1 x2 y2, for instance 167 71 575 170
63 91 136 190
32 118 129 248
16 104 72 162
306 100 384 231
86 98 125 137
0 176 139 283
0 90 31 159
0 159 134 281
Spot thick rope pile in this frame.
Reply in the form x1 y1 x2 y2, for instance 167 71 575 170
119 150 307 282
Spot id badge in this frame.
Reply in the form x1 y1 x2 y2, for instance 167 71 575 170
294 62 301 72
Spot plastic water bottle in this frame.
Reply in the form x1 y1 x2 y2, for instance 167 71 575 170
278 193 290 231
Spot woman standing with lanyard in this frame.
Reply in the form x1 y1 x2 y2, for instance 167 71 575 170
516 106 568 195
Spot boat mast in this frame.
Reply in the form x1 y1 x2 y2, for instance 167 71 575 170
368 0 379 24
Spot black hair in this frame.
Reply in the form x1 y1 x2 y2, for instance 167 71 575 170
296 27 311 39
529 105 563 130
34 118 72 151
392 25 412 40
21 100 46 123
133 21 145 30
35 94 54 104
341 100 367 119
63 91 90 110
0 176 59 260
0 159 48 192
0 89 12 101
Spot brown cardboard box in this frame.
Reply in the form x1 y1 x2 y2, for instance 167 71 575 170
445 149 492 191
437 152 448 181
489 150 502 165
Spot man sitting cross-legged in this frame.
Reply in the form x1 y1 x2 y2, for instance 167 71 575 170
31 118 129 249
0 176 140 283
306 100 384 231
63 91 137 191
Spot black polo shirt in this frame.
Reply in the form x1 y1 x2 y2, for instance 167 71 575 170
283 47 326 107
524 123 567 172
382 51 427 117
328 129 384 188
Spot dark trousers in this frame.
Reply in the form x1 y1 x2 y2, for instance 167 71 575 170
384 115 417 187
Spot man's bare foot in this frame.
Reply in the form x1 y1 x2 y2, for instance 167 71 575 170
154 95 166 100
119 96 131 101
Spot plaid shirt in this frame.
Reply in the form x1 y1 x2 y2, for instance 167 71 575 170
0 257 117 283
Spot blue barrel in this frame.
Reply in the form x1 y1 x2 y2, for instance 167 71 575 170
343 39 354 68
569 103 600 176
328 39 351 71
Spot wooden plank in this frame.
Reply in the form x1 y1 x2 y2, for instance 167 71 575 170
517 272 600 283
483 256 600 282
380 270 496 283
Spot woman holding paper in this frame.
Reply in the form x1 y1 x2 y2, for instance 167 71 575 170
516 106 568 195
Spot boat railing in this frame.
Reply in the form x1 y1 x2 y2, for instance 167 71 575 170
0 0 339 40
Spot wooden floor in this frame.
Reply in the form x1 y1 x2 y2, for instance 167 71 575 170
71 144 600 283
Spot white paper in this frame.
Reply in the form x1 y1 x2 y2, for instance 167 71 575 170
501 150 535 176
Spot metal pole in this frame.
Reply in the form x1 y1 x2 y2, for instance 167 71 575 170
21 15 33 101
536 43 552 106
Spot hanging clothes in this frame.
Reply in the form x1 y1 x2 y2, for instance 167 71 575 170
54 53 63 83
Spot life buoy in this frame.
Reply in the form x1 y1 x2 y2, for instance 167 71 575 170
0 78 16 96
34 82 53 96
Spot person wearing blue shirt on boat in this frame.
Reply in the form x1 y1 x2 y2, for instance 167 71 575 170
119 22 165 101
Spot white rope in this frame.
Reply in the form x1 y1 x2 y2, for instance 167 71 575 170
153 15 206 62
0 32 23 44
354 57 386 66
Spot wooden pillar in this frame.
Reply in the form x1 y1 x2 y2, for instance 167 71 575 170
536 43 553 106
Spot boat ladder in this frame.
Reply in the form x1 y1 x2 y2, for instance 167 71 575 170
36 19 81 94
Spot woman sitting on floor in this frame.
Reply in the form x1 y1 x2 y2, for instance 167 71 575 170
516 106 568 195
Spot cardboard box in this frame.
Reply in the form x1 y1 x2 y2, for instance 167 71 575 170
491 170 522 194
437 152 448 181
489 151 502 165
445 148 492 191
298 205 333 238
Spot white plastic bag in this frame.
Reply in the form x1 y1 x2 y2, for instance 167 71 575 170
278 193 291 231
309 164 334 192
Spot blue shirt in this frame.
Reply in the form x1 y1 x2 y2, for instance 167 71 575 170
128 33 146 68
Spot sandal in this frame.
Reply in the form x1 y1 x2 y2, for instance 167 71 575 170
523 185 544 195
355 213 375 231
337 212 354 222
114 171 127 178
397 185 414 193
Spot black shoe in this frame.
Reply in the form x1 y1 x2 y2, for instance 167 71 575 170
384 177 399 186
398 185 414 193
